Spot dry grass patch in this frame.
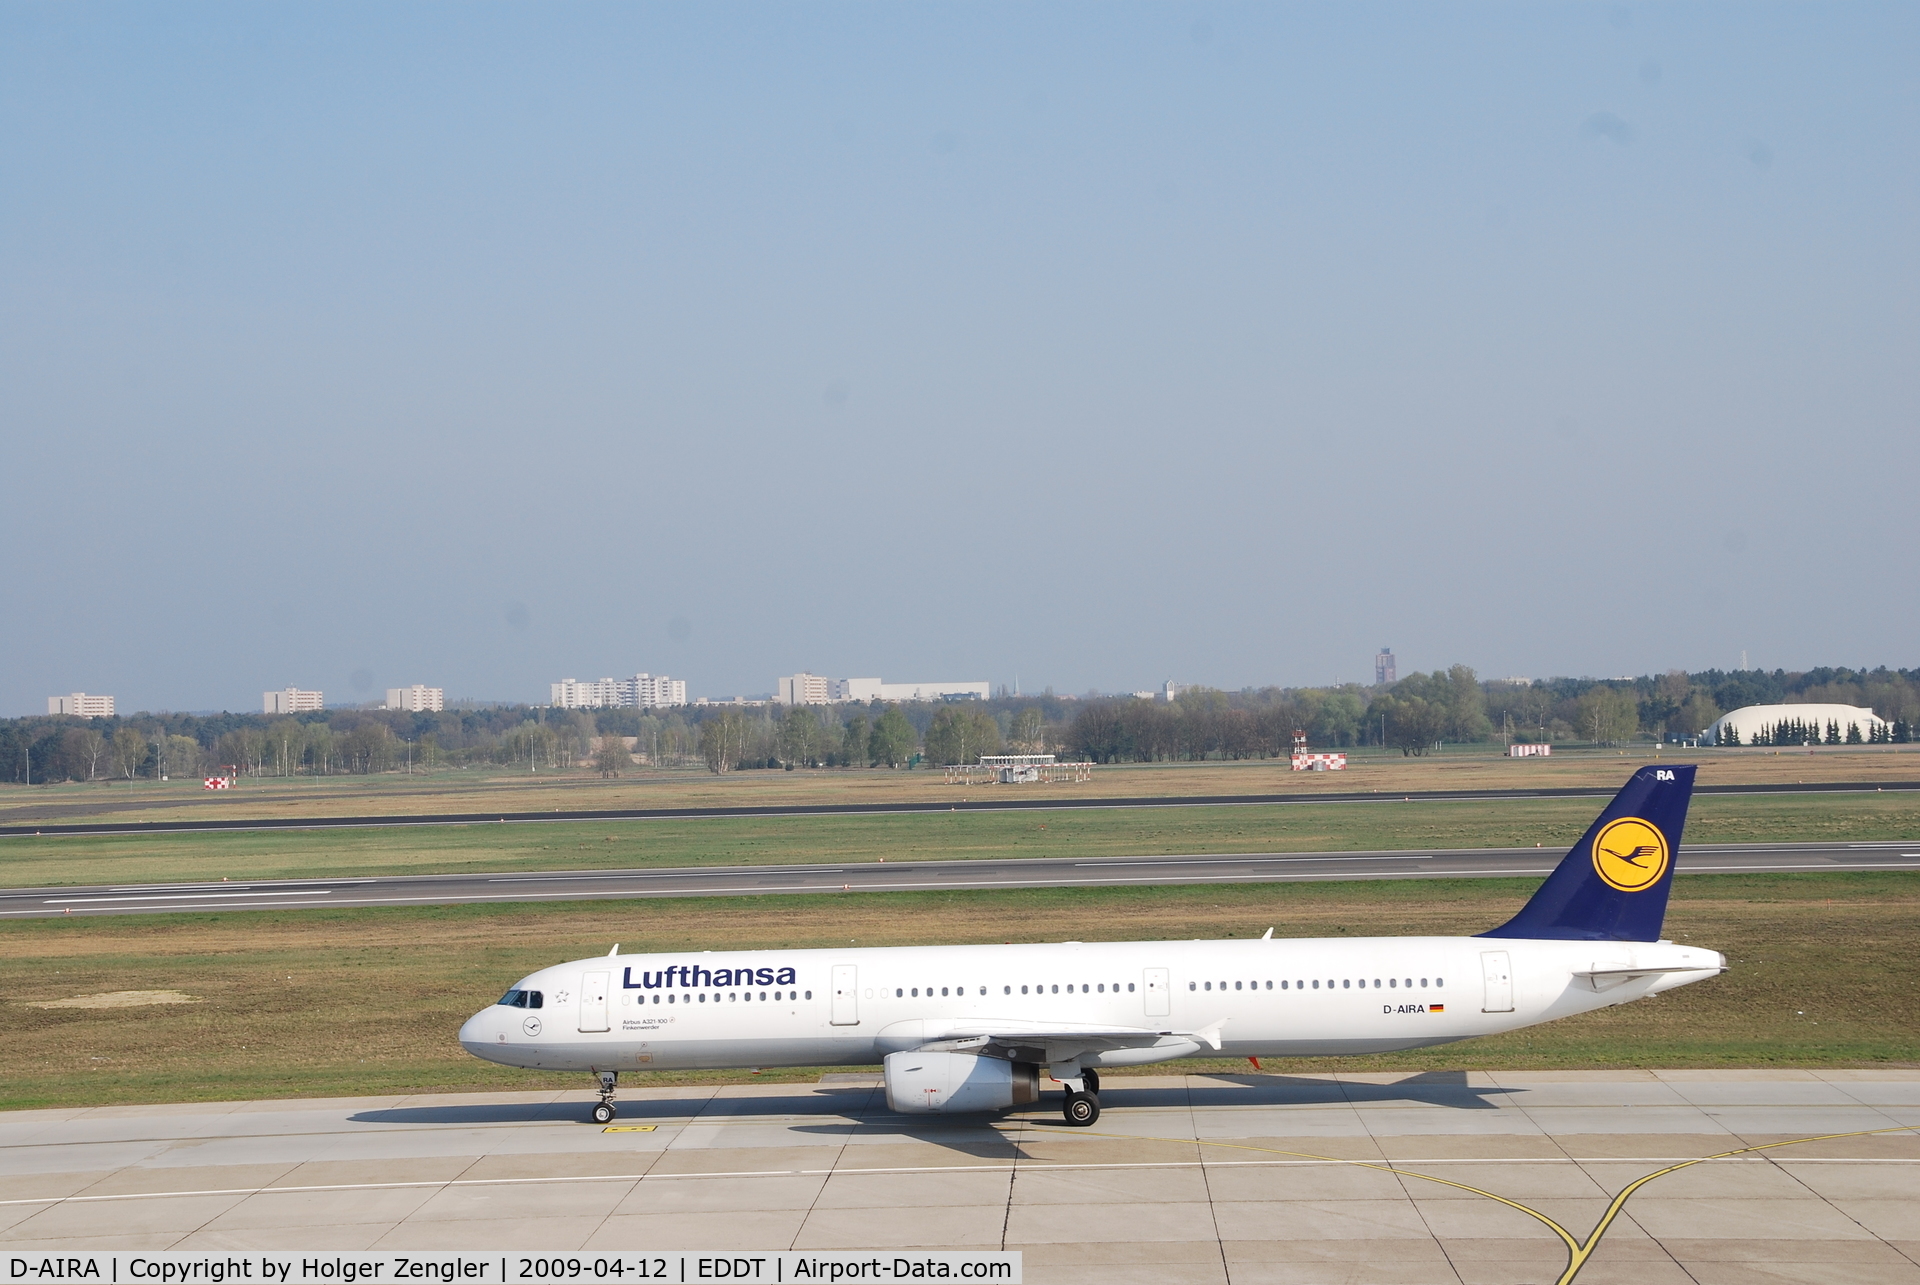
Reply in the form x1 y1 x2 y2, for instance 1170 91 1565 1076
24 990 199 1009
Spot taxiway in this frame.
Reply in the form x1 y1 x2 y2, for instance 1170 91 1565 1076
1 1071 1915 1283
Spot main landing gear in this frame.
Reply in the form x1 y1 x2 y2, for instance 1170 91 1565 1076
592 1070 618 1124
1060 1067 1101 1126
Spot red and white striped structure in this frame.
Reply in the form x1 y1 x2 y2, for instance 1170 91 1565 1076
1508 743 1551 758
203 776 233 790
1288 730 1345 771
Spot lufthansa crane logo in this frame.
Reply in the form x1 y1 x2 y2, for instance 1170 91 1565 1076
1591 817 1670 892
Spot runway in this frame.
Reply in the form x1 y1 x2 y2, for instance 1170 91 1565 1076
3 840 1917 918
2 1071 1915 1283
4 778 1917 838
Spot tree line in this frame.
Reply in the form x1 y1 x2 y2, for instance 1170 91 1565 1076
4 663 1917 783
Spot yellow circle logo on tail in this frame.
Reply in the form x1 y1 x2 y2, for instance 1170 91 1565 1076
1591 818 1670 891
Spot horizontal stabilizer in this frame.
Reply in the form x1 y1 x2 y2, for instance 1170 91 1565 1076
1574 965 1726 979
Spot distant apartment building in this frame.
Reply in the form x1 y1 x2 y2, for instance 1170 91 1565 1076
264 687 324 714
48 693 115 718
776 673 852 705
1374 648 1397 686
776 674 990 704
385 685 445 712
550 674 687 710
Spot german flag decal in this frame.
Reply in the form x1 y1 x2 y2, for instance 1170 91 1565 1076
1430 1004 1445 1013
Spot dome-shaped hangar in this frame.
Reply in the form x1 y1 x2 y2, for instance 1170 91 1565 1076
1705 703 1887 746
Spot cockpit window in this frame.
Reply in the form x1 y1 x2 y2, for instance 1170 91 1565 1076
498 989 543 1009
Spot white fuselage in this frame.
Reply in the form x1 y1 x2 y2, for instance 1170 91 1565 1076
459 935 1725 1074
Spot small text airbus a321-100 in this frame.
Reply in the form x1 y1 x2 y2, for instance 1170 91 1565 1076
462 765 1723 1126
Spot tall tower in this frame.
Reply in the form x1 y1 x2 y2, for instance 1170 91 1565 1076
1374 648 1396 686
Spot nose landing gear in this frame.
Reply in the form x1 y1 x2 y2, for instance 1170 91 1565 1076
591 1070 618 1124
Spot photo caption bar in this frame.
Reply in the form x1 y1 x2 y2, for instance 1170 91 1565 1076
4 1253 1019 1285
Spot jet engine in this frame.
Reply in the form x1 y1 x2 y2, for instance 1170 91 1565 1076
883 1051 1040 1114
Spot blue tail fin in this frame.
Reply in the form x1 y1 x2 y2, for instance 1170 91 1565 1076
1479 764 1696 942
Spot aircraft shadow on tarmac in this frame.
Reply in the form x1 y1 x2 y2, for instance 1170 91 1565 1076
348 1085 884 1126
348 1071 1516 1129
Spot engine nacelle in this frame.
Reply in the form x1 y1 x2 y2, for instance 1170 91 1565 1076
883 1051 1039 1114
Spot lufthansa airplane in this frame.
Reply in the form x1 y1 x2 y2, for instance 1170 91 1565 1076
461 765 1723 1126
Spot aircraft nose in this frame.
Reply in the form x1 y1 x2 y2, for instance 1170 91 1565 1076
457 1008 495 1056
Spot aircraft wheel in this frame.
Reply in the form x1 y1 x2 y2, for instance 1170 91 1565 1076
1083 1069 1100 1095
592 1102 616 1124
1062 1091 1099 1127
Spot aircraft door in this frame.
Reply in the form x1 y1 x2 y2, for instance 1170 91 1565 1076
830 965 859 1026
579 971 611 1032
1143 967 1171 1018
1479 951 1514 1013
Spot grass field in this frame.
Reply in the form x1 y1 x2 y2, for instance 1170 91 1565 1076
3 871 1915 1110
0 791 1914 888
4 743 1918 829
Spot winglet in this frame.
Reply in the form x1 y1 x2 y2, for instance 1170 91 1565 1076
1261 927 1273 940
1480 765 1695 942
608 944 620 957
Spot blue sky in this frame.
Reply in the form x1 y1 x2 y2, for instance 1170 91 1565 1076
4 3 1915 712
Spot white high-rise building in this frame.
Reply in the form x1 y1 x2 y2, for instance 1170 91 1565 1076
550 675 687 710
385 685 445 712
48 693 115 718
776 673 852 705
265 687 324 714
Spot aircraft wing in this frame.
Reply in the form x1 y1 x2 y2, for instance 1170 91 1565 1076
900 1022 1225 1065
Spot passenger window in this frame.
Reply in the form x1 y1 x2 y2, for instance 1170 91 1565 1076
1004 986 1011 994
1389 978 1397 988
1265 981 1272 990
1374 979 1381 988
1342 980 1350 989
1436 978 1444 988
1051 985 1058 994
1420 978 1428 987
1128 983 1135 991
1097 984 1105 993
1312 980 1319 989
1204 981 1212 991
805 990 812 999
1189 982 1197 991
941 988 949 997
1022 985 1029 994
1234 981 1242 991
